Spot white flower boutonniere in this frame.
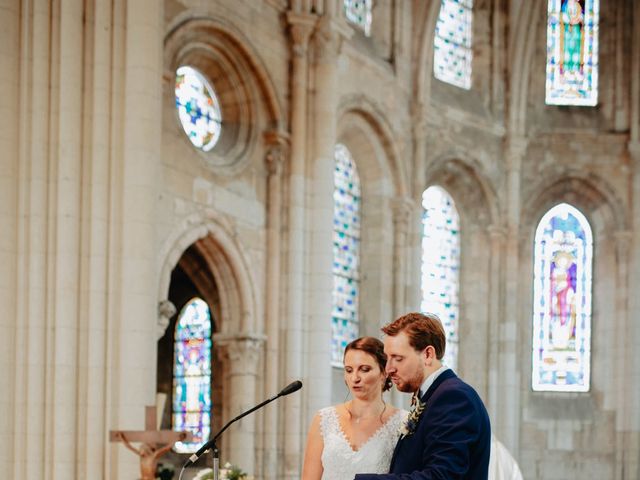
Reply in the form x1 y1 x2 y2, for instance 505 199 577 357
399 399 426 438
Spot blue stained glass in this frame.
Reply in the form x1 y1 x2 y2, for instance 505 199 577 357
344 0 373 36
434 0 474 89
532 203 592 391
172 297 212 453
421 186 460 371
545 0 599 106
175 66 222 151
332 144 361 366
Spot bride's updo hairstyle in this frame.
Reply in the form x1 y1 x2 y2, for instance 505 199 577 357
344 337 393 392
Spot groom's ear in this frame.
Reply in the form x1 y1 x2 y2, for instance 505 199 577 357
423 345 437 363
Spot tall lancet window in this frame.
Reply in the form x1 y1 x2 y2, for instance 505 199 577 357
421 186 461 370
545 0 600 106
434 0 474 89
532 203 593 392
331 144 361 366
172 297 212 453
343 0 373 36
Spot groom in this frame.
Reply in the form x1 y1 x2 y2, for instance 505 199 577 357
355 312 491 479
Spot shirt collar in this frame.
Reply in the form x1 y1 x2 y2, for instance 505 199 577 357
418 364 449 398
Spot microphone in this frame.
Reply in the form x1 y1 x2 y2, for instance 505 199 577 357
184 380 303 467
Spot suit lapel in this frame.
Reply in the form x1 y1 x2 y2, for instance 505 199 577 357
421 368 456 404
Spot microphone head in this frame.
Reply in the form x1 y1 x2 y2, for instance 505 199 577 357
279 380 303 397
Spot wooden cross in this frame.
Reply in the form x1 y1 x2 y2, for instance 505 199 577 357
110 406 193 480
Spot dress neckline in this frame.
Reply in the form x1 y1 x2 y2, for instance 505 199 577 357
331 407 402 453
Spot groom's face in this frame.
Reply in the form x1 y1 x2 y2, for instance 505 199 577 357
383 331 428 393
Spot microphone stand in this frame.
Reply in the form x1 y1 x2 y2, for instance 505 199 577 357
212 444 219 480
180 380 303 480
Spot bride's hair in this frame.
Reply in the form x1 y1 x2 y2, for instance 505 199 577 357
344 337 393 392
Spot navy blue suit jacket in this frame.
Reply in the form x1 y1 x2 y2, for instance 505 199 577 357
355 369 491 479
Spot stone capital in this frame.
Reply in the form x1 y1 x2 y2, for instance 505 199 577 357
391 197 417 234
287 11 317 57
613 230 633 263
313 15 353 64
215 333 266 374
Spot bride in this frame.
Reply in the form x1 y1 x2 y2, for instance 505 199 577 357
302 337 407 479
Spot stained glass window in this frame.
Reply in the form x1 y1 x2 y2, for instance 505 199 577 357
331 144 361 366
172 297 212 453
532 203 593 392
344 0 373 36
433 0 474 90
421 186 460 371
545 0 599 106
175 66 222 151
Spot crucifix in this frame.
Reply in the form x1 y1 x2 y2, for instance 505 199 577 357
110 406 193 480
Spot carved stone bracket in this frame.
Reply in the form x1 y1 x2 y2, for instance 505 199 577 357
264 130 290 177
157 300 176 339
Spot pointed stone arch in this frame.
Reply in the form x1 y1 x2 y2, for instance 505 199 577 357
422 154 499 399
158 211 261 335
336 94 408 197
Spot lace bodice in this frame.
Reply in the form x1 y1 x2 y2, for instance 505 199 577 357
319 406 407 480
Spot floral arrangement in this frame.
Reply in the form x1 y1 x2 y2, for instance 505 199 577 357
400 398 426 438
194 463 254 480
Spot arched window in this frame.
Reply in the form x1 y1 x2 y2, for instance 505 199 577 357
545 0 600 106
172 297 212 453
331 144 361 366
343 0 373 36
433 0 474 89
175 66 222 151
421 186 461 370
532 203 593 392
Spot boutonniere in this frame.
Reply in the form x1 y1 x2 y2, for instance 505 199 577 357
399 398 426 438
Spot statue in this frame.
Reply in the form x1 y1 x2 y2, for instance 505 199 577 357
110 406 193 480
116 431 186 480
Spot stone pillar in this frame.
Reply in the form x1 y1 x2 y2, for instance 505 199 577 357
411 102 428 200
283 11 315 479
499 135 527 454
109 1 164 478
216 335 265 475
262 131 288 480
305 14 350 424
391 197 415 317
486 225 505 428
627 142 640 480
1 0 19 476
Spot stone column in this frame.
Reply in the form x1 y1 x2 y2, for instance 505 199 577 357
486 225 505 428
305 14 350 424
216 335 265 475
411 102 428 200
499 135 527 454
626 142 640 480
283 11 315 479
262 131 288 480
109 1 164 478
391 197 415 317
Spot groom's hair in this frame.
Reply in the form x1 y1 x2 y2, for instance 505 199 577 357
382 312 446 360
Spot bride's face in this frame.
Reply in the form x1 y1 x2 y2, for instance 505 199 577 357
343 349 386 400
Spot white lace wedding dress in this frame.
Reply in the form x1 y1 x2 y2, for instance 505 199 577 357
319 406 407 480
